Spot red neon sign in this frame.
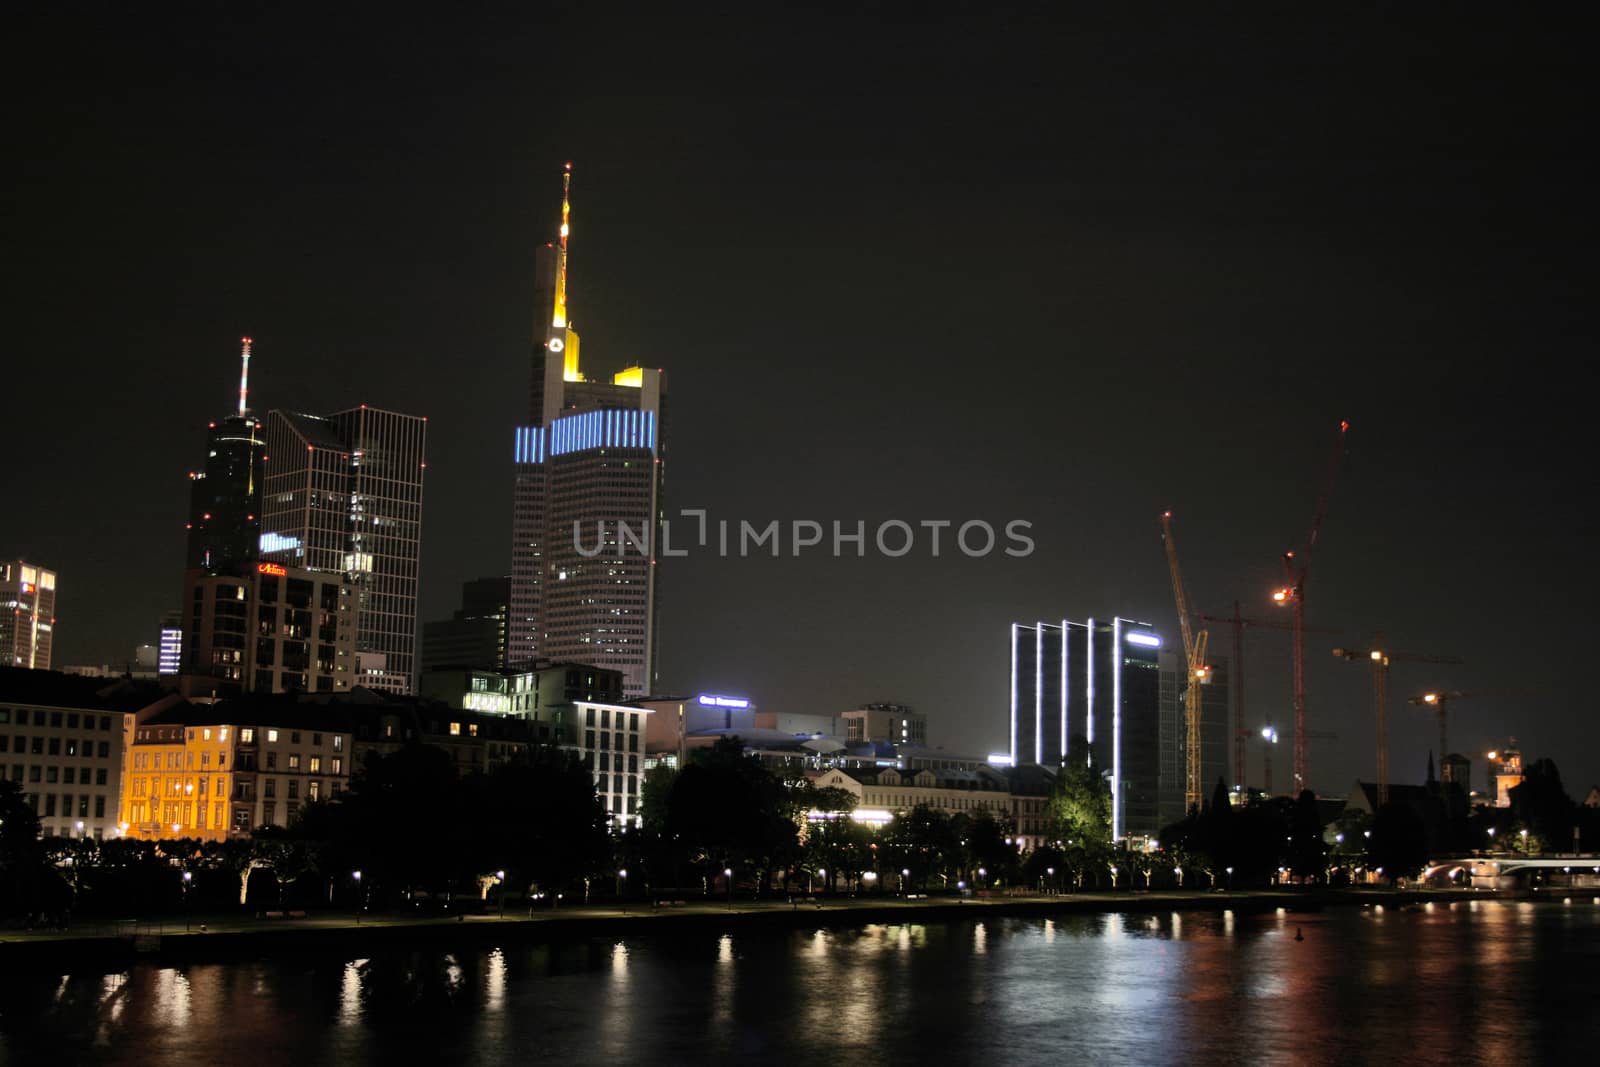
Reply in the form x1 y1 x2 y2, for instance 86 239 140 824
257 563 287 577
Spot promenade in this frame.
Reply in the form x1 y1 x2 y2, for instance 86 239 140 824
0 886 1495 965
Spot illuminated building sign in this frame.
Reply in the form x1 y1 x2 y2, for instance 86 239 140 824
257 563 288 577
259 532 301 554
697 694 750 709
158 628 182 675
514 409 657 464
1125 632 1161 648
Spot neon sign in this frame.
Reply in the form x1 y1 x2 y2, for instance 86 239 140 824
257 563 288 577
697 694 750 709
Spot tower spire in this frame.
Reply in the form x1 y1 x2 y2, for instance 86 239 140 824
552 162 572 329
238 336 253 416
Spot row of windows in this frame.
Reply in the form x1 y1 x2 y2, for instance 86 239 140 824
6 764 109 786
0 709 115 730
19 791 106 819
1 736 111 758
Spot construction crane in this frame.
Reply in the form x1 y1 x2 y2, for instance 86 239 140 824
1197 607 1341 793
1406 689 1527 783
1161 512 1209 813
1272 420 1350 795
1334 636 1462 805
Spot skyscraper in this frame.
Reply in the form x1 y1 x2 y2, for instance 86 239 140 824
509 165 666 697
421 576 511 672
1008 616 1162 840
185 338 266 575
0 560 57 669
259 405 426 694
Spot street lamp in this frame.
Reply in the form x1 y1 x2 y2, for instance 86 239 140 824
353 870 363 924
1226 866 1235 891
901 868 911 897
182 870 193 931
817 868 827 897
1046 867 1055 895
618 869 627 914
724 867 733 910
1175 865 1184 888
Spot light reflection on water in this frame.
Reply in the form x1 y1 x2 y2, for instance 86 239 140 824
2 902 1597 1065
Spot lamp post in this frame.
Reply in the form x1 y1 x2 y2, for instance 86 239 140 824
1046 867 1055 896
1226 866 1235 891
817 868 827 898
353 870 363 924
182 870 193 931
617 869 627 915
724 867 733 910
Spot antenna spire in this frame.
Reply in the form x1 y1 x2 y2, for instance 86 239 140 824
238 336 253 416
552 162 572 329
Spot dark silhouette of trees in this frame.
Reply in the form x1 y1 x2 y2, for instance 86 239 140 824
1368 801 1428 883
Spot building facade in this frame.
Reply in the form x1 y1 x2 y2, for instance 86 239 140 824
259 404 426 694
1157 650 1231 829
0 668 176 839
509 166 666 698
122 703 358 840
419 662 625 717
1008 616 1162 840
180 561 357 698
421 576 511 672
1 560 57 670
842 703 927 746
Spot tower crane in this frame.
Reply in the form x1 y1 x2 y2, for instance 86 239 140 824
1406 689 1526 784
1272 420 1350 794
1161 512 1209 813
1197 608 1341 793
1333 636 1462 805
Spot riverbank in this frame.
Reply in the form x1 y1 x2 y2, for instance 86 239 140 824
0 886 1514 967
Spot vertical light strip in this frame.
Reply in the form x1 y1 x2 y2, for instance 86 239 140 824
1035 623 1044 765
1060 618 1069 762
1009 624 1019 766
1085 616 1096 748
1112 617 1123 842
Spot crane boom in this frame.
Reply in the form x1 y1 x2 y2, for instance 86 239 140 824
1161 512 1207 813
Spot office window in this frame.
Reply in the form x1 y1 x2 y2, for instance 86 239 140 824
95 796 106 818
333 735 344 751
291 731 301 744
331 757 342 775
309 756 321 773
97 741 109 758
313 733 322 746
241 728 255 744
288 754 300 770
63 767 75 785
96 768 107 786
267 729 279 743
67 713 80 728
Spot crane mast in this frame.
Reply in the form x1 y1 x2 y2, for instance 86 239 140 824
1161 512 1208 813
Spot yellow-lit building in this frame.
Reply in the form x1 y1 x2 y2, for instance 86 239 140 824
121 704 358 841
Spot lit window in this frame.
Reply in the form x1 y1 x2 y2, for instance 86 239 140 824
267 729 279 743
241 728 254 744
449 722 461 736
202 728 212 741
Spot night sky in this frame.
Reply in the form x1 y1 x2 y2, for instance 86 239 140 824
6 8 1592 796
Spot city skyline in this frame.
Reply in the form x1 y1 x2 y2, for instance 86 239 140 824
3 11 1592 795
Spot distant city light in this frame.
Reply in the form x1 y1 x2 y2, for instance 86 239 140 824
1125 632 1161 648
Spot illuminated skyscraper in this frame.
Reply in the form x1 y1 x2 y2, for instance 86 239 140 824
1008 616 1162 840
258 405 426 694
509 165 666 697
0 560 57 669
185 338 266 575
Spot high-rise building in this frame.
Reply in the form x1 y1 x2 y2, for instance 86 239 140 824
1157 650 1231 828
421 576 511 672
258 405 426 694
185 339 266 576
1008 616 1163 840
1 560 57 669
509 165 666 697
180 561 357 698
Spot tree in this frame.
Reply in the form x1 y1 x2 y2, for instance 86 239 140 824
1047 747 1112 854
1368 801 1428 884
1286 790 1327 882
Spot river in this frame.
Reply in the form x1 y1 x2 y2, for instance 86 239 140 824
3 899 1597 1064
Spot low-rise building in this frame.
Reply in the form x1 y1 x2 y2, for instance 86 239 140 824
0 667 176 839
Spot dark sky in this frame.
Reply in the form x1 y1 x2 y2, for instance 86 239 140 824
5 7 1593 796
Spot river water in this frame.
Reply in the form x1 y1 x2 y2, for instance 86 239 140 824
3 900 1597 1065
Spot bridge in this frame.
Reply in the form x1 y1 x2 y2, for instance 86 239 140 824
1421 855 1600 890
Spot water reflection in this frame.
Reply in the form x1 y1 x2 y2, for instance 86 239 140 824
2 902 1596 1064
